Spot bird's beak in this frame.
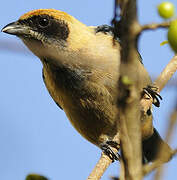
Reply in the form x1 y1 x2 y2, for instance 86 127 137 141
1 22 30 36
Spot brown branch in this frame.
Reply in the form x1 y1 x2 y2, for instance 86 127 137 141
87 153 113 180
119 157 126 180
121 55 177 179
87 4 177 180
87 134 120 180
153 55 177 92
115 1 144 179
141 21 170 31
140 55 177 116
142 56 177 176
164 107 177 143
87 55 177 180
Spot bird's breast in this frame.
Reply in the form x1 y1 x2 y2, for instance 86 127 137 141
42 61 119 146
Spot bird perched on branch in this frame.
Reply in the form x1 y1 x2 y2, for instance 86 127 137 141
2 9 172 162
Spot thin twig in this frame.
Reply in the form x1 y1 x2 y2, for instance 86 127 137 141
142 56 177 176
87 153 113 180
119 156 126 180
153 55 177 92
141 21 170 31
87 55 177 180
87 5 177 180
87 133 120 180
140 55 177 116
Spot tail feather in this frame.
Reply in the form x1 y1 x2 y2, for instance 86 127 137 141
142 128 173 163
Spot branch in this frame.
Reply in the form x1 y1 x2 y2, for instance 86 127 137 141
87 55 177 180
115 1 144 179
111 55 177 180
87 153 113 180
141 21 170 31
142 56 177 176
87 134 120 180
140 55 177 116
153 55 177 92
87 4 177 180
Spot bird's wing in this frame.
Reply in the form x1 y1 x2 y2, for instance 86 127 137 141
42 68 63 110
89 25 120 42
89 25 143 63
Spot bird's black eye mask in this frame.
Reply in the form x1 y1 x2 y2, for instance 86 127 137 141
18 14 69 41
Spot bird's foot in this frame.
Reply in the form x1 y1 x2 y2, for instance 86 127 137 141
95 25 114 34
95 25 120 42
100 141 120 162
142 85 162 107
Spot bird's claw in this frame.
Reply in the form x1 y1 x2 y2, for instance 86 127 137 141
100 141 120 162
95 25 120 42
142 85 162 107
95 25 114 34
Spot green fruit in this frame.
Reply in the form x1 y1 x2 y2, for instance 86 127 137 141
158 2 175 19
168 19 177 52
26 174 48 180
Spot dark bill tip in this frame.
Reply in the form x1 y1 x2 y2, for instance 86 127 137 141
1 22 29 36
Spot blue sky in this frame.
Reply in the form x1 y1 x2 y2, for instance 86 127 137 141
0 0 176 180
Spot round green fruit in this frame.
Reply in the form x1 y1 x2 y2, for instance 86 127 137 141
158 2 175 19
168 19 177 53
26 174 48 180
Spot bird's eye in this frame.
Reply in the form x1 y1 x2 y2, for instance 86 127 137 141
38 17 49 28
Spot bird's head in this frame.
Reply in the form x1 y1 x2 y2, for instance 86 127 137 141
2 9 97 62
2 9 119 71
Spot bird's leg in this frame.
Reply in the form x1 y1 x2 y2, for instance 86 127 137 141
142 85 162 107
100 141 120 162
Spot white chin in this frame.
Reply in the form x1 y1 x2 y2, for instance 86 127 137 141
21 38 46 58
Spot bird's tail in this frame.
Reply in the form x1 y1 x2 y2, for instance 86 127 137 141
142 128 173 163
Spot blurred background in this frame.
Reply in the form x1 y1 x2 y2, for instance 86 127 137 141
0 0 176 179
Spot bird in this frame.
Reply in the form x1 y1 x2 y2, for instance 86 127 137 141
2 9 172 162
